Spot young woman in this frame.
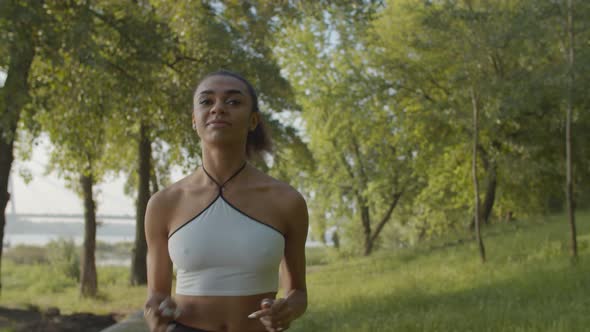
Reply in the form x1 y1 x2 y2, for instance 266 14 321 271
144 70 308 332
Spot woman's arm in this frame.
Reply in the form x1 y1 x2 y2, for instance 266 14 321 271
250 189 309 331
279 191 309 319
144 192 177 332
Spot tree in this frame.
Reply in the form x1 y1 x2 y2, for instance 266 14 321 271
470 86 486 262
369 0 574 247
0 0 75 292
76 0 180 285
565 0 577 259
0 2 38 293
32 51 117 296
276 2 410 255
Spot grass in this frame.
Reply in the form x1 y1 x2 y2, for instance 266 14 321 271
290 212 590 332
0 263 145 315
0 212 587 331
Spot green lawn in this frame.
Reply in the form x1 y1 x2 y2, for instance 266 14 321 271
0 212 587 332
0 263 145 316
292 212 590 332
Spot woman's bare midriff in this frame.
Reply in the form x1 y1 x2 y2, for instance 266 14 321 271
174 292 277 332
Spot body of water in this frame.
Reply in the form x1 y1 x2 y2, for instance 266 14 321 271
3 234 327 266
4 233 134 247
3 233 327 248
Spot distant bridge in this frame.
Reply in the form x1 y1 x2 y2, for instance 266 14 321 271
11 213 135 220
6 213 136 224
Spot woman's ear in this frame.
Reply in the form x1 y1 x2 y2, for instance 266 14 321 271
249 112 260 132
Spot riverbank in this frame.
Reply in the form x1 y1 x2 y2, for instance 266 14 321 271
3 240 133 267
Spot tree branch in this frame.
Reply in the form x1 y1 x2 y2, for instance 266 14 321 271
369 191 403 244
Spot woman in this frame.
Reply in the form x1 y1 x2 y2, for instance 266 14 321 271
144 70 308 332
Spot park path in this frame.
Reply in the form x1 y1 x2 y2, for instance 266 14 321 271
100 310 148 332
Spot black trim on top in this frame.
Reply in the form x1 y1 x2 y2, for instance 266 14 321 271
201 161 247 192
168 195 221 239
220 195 285 238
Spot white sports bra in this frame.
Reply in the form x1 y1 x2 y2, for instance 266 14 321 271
168 162 285 296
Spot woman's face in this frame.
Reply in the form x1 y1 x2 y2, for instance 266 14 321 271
193 75 258 149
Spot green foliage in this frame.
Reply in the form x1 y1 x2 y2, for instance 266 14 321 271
5 0 590 266
1 259 75 295
32 53 112 189
2 243 83 296
144 0 300 164
4 245 48 265
304 247 332 267
276 2 410 255
5 240 131 268
365 0 590 241
95 241 133 258
0 262 142 314
46 238 81 282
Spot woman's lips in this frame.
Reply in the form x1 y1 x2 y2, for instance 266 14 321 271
207 120 230 127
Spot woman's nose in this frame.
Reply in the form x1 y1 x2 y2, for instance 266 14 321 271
210 100 226 114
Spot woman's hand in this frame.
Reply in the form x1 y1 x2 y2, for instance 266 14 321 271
144 295 182 332
248 298 295 332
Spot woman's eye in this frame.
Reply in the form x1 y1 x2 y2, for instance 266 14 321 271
226 99 240 105
199 99 212 105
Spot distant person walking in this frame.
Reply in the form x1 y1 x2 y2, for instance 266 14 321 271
144 70 308 332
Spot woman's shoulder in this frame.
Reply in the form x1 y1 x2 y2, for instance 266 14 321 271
146 174 195 217
260 174 309 235
252 170 307 217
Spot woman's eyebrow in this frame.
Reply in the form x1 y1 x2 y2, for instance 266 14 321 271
198 89 245 96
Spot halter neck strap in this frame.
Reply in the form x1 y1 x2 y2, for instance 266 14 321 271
201 161 247 193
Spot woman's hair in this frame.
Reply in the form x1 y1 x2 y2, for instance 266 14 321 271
196 70 273 159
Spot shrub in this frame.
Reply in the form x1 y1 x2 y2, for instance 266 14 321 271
47 238 81 282
4 245 49 264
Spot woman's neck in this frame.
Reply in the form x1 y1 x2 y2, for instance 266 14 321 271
200 144 248 185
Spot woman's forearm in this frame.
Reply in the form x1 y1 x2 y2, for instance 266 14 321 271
285 288 307 319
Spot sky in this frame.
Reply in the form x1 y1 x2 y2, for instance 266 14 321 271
11 136 138 216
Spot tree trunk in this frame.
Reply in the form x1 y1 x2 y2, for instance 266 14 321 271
370 192 402 245
331 230 340 249
478 147 497 225
481 162 497 225
150 163 159 196
469 156 496 229
80 171 98 297
361 192 403 256
0 23 36 293
565 0 577 259
471 87 486 263
130 122 151 285
0 141 12 295
360 204 372 256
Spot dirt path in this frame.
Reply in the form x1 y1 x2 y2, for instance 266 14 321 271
0 306 117 332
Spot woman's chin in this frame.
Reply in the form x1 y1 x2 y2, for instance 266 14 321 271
202 136 244 149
